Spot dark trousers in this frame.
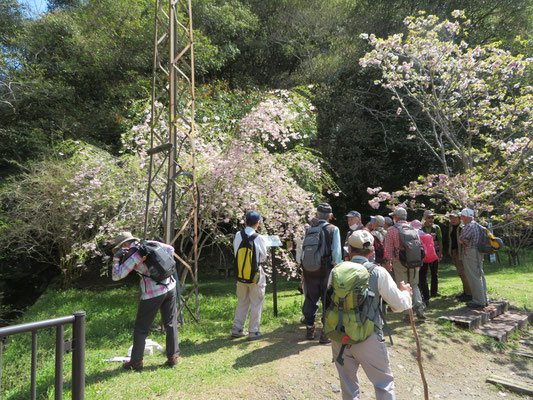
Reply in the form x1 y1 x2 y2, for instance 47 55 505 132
419 260 439 302
302 269 331 326
131 287 180 363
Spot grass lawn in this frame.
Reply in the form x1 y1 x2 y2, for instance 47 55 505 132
1 254 531 399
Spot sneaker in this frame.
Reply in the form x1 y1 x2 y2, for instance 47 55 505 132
319 330 331 344
123 360 143 371
247 331 262 341
306 325 316 340
165 356 178 368
231 327 247 338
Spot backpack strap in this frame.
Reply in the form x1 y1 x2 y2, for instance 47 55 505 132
363 262 393 345
319 222 333 258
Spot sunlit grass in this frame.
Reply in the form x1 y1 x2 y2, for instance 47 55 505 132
1 253 531 399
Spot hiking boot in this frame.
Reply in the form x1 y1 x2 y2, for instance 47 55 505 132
165 356 178 368
231 327 247 338
300 316 307 325
123 360 143 371
416 311 427 321
247 331 262 341
403 314 411 323
306 325 316 340
319 330 331 344
466 301 486 310
460 294 473 302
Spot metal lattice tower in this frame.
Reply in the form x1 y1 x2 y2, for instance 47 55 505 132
143 0 199 321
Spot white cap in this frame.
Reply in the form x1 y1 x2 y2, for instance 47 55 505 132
460 208 475 218
348 230 374 249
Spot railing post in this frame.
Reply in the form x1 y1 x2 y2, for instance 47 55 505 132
72 311 85 400
55 324 64 400
0 337 3 392
31 331 37 400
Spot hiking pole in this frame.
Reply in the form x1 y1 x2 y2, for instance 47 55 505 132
409 308 429 400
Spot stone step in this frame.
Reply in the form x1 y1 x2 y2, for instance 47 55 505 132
438 301 509 329
477 311 533 342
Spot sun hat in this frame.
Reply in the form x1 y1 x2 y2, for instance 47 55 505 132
113 232 140 251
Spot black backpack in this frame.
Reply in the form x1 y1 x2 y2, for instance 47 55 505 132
370 231 386 264
234 230 260 284
138 241 176 283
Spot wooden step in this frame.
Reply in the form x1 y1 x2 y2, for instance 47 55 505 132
438 301 508 329
477 310 532 342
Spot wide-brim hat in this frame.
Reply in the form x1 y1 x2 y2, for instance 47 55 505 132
113 231 140 251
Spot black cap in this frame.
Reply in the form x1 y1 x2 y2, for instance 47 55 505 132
346 210 361 218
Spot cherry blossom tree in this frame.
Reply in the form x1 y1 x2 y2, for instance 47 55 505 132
0 86 337 285
359 11 532 231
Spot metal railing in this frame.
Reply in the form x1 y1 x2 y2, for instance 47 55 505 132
0 311 86 400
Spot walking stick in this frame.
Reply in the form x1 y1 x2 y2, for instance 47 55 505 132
409 308 429 400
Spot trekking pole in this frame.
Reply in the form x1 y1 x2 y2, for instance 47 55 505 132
409 308 429 400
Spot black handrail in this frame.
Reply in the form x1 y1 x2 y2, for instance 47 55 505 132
0 311 86 400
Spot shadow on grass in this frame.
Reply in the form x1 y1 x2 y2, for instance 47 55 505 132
231 323 323 369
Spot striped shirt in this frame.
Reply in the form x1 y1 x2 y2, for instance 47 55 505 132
459 221 481 249
112 241 176 300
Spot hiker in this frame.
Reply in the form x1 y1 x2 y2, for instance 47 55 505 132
301 203 342 343
384 207 426 321
231 211 269 340
458 208 489 309
410 219 438 308
421 210 443 297
344 210 364 260
295 216 320 296
112 232 179 371
447 211 472 302
371 215 386 244
329 230 413 400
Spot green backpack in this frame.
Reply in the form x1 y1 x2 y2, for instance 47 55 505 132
324 261 375 365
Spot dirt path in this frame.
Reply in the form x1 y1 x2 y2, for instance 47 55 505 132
189 314 532 400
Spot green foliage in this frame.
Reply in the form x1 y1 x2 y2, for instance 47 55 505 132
0 140 146 286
